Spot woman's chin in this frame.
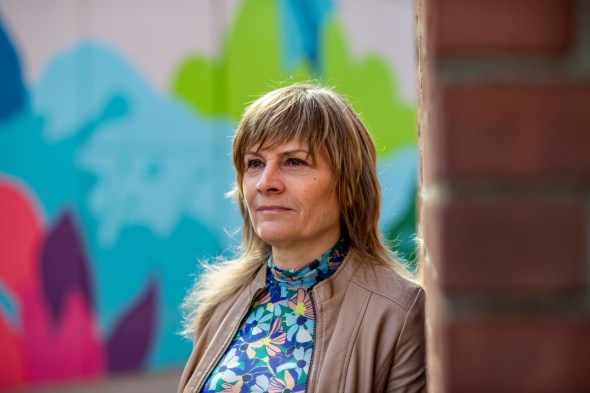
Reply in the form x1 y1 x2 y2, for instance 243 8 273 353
256 227 297 247
257 234 294 247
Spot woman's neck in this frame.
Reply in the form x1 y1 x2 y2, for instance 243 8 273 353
270 232 341 271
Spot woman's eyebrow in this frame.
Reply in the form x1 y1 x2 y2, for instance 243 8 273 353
279 149 310 156
244 149 310 157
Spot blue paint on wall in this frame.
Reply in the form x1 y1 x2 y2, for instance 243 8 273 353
279 0 334 73
0 18 26 121
0 279 18 327
378 146 418 232
0 41 242 370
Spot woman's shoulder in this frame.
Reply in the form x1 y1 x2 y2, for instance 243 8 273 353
349 254 424 312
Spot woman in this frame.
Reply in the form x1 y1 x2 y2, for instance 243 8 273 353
179 84 425 393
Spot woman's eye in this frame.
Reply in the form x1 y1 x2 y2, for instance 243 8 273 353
286 158 305 166
247 159 264 168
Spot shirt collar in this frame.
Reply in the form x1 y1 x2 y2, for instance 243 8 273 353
267 238 349 289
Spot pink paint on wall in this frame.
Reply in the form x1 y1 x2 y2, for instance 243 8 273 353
0 179 43 294
21 289 105 383
0 180 105 388
0 318 25 389
0 180 43 389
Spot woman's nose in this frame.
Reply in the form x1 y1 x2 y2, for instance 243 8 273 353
256 164 284 193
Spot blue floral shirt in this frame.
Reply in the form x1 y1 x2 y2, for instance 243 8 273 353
201 239 348 393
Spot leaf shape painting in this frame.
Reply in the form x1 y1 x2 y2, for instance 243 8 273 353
106 279 157 372
39 211 93 324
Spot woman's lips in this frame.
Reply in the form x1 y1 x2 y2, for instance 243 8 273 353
257 205 292 214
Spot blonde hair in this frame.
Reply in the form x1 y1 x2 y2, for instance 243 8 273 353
182 83 413 336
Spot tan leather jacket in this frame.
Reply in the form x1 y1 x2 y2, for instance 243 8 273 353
178 250 426 393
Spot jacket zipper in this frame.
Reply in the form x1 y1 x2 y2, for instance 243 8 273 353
305 291 318 393
192 288 264 393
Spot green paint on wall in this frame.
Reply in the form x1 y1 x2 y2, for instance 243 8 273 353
321 21 416 157
172 0 309 120
171 0 416 157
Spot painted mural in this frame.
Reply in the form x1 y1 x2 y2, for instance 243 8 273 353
0 0 416 389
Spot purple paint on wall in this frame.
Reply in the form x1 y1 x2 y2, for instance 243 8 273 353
40 210 94 324
106 278 157 372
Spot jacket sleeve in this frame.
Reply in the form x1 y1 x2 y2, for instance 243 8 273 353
385 287 426 393
177 322 210 393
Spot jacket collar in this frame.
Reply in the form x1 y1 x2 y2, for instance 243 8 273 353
312 248 363 303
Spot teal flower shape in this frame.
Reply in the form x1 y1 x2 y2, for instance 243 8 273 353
252 374 271 392
277 347 313 379
285 312 313 342
245 307 273 335
208 348 241 389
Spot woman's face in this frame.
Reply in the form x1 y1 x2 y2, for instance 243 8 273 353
242 140 341 254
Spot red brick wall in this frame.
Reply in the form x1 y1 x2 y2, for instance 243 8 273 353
417 1 590 392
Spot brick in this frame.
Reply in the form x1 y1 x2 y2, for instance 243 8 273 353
428 198 586 295
435 0 573 56
446 317 590 393
438 83 590 181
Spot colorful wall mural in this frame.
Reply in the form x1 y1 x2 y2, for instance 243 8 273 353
0 0 416 389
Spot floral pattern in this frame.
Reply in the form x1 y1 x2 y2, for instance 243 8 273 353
201 239 348 392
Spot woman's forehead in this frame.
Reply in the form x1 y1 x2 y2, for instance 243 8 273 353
247 139 310 154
